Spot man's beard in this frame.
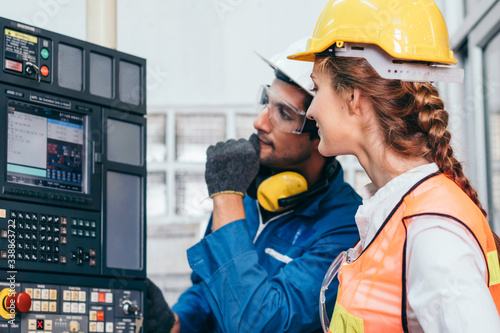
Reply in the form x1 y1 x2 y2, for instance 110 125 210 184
260 148 311 171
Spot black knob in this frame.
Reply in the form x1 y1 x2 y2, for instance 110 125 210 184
122 301 140 315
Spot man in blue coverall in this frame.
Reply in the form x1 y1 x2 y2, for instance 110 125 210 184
169 40 361 333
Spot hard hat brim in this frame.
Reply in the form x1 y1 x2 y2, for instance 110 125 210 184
287 51 316 62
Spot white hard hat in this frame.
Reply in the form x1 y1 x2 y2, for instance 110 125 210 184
256 38 314 96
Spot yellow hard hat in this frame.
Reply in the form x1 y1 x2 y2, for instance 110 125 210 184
288 0 456 65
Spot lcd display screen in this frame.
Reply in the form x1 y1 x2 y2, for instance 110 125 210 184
6 99 88 193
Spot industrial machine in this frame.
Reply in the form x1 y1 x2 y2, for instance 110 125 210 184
0 16 147 333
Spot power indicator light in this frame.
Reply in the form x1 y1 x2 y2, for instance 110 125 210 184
41 48 50 60
41 65 49 77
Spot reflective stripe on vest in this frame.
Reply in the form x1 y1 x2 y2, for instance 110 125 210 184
330 173 500 333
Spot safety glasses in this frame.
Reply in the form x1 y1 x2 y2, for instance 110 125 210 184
256 85 308 134
320 250 346 333
319 244 361 333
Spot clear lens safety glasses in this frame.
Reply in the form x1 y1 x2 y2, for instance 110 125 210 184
256 85 307 134
319 244 361 333
320 251 346 333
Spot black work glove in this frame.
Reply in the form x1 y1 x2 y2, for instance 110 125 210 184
205 134 260 198
146 278 175 333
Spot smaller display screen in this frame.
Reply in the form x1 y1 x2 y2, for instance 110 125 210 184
7 99 88 193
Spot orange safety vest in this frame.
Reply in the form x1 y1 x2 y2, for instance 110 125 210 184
329 173 500 333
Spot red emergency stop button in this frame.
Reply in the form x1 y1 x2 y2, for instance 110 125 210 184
6 292 32 313
40 65 49 77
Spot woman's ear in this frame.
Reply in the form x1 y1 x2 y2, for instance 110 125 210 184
349 88 363 116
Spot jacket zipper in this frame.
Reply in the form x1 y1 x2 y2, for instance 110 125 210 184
253 201 294 244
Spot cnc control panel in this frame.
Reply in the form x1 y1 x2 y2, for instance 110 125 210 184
0 16 148 333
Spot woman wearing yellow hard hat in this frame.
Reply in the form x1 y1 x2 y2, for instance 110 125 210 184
288 0 500 332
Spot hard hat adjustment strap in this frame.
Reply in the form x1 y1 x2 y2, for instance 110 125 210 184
320 43 464 84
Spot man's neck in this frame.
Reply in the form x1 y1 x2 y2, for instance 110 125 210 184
272 153 327 188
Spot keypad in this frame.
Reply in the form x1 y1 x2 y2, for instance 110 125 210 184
2 210 97 267
5 210 61 264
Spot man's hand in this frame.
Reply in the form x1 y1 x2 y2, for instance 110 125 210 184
205 134 260 198
146 278 175 332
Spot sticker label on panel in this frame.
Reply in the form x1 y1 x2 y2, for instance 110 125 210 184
5 59 22 72
4 28 38 64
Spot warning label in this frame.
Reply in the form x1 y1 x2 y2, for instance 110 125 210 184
4 28 38 64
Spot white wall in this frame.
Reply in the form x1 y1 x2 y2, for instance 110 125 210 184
116 0 327 106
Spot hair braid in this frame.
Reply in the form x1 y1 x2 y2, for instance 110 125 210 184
411 85 500 255
405 82 487 217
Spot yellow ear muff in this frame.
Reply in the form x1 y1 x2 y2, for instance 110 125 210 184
257 171 308 212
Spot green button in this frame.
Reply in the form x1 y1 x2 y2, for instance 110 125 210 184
41 48 50 60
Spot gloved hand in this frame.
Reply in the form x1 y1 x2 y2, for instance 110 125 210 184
205 134 260 198
146 278 175 333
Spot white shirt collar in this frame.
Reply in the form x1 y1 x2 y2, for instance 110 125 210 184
355 163 439 248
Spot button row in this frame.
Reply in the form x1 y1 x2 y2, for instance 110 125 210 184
16 232 38 241
62 301 86 314
4 188 87 204
72 218 97 229
25 287 57 300
50 194 86 203
10 211 39 221
15 233 60 243
90 310 105 321
71 228 96 238
15 242 59 252
89 321 114 332
90 291 113 304
4 187 49 199
16 234 60 245
14 223 61 235
31 300 57 313
16 222 37 231
16 242 37 251
63 290 86 302
10 211 65 225
40 224 61 234
13 251 61 263
28 318 54 330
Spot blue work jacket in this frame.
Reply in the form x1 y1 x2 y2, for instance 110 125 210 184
172 166 361 333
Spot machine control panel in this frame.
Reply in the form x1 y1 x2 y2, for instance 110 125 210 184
0 281 144 333
0 15 148 332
